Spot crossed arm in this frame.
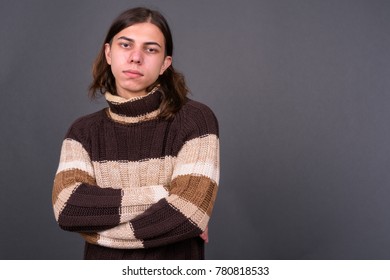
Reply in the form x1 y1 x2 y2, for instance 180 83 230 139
53 133 218 248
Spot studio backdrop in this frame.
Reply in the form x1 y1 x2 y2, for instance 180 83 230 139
0 0 389 259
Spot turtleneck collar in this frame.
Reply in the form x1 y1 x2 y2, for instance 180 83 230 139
105 87 162 124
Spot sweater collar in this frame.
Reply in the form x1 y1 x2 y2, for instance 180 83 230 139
105 87 162 124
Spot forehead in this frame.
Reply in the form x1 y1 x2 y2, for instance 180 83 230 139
115 22 165 44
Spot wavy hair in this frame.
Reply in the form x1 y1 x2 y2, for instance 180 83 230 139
89 7 189 119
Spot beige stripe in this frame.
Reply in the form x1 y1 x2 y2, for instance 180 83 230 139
93 157 174 189
119 185 169 223
105 86 158 104
107 108 160 124
81 228 144 249
97 222 144 249
97 236 144 249
172 161 219 182
173 135 219 181
119 205 153 223
121 185 168 205
57 139 94 176
168 194 209 231
169 174 218 216
57 160 95 177
92 135 219 189
177 134 219 165
99 222 137 240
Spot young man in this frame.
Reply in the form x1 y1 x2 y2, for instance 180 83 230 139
52 7 219 259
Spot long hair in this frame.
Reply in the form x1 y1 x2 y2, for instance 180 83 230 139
89 7 189 119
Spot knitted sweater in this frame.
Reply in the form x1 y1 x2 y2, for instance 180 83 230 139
52 88 219 250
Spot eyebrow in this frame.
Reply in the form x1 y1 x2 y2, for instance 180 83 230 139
117 36 162 48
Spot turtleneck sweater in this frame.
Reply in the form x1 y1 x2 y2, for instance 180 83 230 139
52 88 219 259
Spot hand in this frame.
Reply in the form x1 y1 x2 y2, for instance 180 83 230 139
199 226 209 243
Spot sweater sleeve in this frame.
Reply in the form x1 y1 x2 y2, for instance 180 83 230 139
52 124 168 232
95 103 220 249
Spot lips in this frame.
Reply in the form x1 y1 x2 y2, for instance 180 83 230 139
123 69 143 78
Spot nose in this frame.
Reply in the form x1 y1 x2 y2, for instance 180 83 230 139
129 49 142 64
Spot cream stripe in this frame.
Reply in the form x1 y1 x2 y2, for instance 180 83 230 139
178 134 219 164
97 236 144 249
92 156 218 188
105 86 158 104
99 222 136 239
168 194 210 231
93 157 174 188
119 185 168 223
97 223 144 249
119 205 152 223
57 139 94 176
172 162 219 182
121 185 168 207
178 134 219 161
56 160 94 176
53 183 80 220
108 108 160 123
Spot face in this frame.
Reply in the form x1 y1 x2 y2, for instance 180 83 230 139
105 22 172 98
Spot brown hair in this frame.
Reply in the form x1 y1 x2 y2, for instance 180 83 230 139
89 7 189 119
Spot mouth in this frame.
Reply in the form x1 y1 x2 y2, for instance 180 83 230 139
123 69 144 78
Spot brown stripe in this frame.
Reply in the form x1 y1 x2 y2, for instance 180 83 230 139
142 220 202 248
180 100 219 140
169 175 218 216
52 169 96 205
66 184 122 208
58 202 121 232
66 101 218 162
80 232 99 244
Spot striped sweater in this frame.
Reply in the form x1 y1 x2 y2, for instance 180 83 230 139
52 88 219 250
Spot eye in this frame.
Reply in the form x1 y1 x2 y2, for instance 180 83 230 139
120 42 130 48
145 47 158 53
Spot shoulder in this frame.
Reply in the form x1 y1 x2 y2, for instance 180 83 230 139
176 98 219 138
65 109 106 140
182 99 217 118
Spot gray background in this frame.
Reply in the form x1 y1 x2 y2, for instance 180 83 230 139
0 0 389 259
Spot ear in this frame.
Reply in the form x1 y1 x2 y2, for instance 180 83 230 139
105 43 112 65
160 56 172 75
